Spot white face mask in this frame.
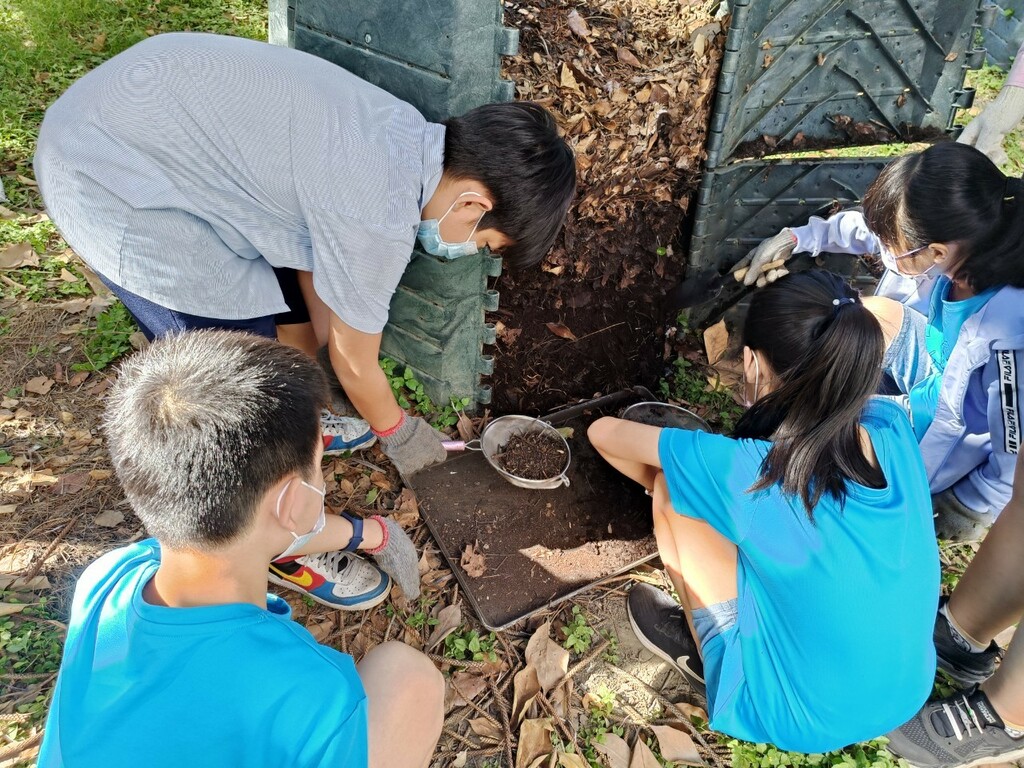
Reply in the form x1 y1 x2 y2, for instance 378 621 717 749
274 479 326 559
880 245 940 287
744 352 761 408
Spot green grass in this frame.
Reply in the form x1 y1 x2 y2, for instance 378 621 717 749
959 65 1024 178
75 301 137 372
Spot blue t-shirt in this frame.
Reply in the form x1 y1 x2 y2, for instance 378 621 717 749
658 399 939 753
909 278 996 439
37 541 368 767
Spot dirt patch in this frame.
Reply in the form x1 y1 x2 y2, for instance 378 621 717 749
409 389 658 629
492 0 725 414
494 430 568 480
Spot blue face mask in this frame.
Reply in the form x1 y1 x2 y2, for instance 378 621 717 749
417 192 486 260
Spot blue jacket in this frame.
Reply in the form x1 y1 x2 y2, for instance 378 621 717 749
790 211 1024 515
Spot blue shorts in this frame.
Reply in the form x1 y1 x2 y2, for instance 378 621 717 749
98 273 278 341
692 598 738 648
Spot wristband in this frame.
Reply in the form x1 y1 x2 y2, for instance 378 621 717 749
365 515 390 556
340 511 364 552
372 411 406 439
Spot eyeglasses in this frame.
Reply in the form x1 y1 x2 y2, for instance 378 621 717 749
892 245 927 261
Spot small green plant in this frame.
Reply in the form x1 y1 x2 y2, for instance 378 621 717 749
0 449 12 466
578 686 625 766
600 628 620 664
726 736 907 768
74 301 137 372
0 595 64 677
443 627 498 662
561 605 596 654
3 253 92 302
379 357 472 430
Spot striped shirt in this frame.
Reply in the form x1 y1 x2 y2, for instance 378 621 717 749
35 32 445 333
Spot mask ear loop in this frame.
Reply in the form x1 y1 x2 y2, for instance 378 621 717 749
744 352 761 408
275 479 301 540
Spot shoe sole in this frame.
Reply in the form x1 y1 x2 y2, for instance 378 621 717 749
268 572 391 611
925 744 1024 768
627 602 707 697
936 656 996 688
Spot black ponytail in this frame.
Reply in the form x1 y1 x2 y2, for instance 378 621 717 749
863 142 1024 293
733 271 885 518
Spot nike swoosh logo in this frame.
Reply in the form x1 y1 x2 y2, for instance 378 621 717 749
275 569 314 588
676 655 705 682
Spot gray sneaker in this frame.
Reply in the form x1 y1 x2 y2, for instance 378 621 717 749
886 687 1024 768
626 583 706 696
934 597 1002 687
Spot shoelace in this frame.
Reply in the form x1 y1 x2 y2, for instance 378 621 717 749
304 549 349 579
940 695 984 742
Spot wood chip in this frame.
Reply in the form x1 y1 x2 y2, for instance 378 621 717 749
94 509 126 528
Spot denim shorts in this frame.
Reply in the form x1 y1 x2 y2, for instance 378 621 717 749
691 598 739 648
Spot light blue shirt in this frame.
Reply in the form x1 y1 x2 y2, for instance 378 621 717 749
37 541 368 767
35 33 445 333
909 278 996 439
658 399 939 752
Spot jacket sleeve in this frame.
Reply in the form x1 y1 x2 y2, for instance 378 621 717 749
790 210 881 256
951 346 1024 515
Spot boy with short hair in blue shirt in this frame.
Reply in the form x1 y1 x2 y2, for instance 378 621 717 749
37 330 444 767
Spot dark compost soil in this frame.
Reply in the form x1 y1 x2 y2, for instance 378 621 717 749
494 430 569 480
408 389 657 629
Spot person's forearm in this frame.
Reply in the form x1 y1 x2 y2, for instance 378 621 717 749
329 347 404 431
291 513 385 557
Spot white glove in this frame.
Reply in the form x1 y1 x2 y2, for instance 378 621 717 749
731 229 798 286
958 85 1024 167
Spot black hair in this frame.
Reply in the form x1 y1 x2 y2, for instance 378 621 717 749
443 101 576 269
863 142 1024 293
103 330 328 549
733 270 885 518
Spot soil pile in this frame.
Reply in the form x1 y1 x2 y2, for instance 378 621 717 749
493 0 725 413
494 431 568 480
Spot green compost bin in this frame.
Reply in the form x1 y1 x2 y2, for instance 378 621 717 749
269 0 518 410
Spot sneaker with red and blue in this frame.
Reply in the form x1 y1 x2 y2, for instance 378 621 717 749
269 550 390 610
320 410 376 454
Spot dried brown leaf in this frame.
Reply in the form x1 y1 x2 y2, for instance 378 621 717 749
545 322 577 341
0 242 39 270
511 664 541 725
94 509 125 528
446 670 488 711
0 602 29 617
651 725 704 765
515 718 554 768
426 603 461 650
630 738 662 768
460 541 487 578
594 732 631 768
557 753 589 768
944 51 958 62
567 9 591 38
524 621 569 693
0 575 51 591
617 47 643 68
25 376 55 395
560 63 580 91
702 319 728 365
468 716 503 742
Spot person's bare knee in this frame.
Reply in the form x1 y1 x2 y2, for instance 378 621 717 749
587 416 616 453
359 642 443 768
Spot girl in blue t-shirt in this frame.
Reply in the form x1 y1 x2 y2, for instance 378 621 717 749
589 270 940 753
740 144 1024 542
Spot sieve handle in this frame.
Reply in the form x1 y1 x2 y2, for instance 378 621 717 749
442 439 482 452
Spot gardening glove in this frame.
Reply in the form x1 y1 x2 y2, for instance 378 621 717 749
958 84 1024 168
376 413 447 477
731 229 798 286
316 345 356 416
931 489 996 544
366 515 421 599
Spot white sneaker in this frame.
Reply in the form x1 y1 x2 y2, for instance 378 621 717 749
269 550 391 610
